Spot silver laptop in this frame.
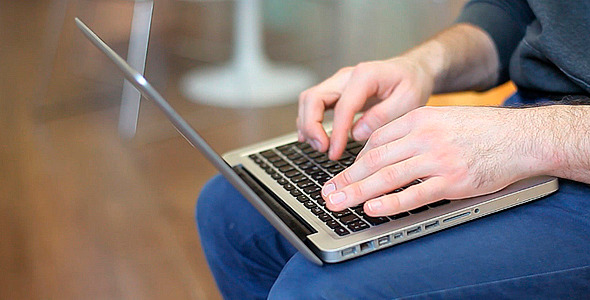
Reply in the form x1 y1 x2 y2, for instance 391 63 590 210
76 17 559 265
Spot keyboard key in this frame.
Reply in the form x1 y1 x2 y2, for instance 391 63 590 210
293 157 309 165
299 161 315 170
287 153 302 160
283 183 295 191
409 205 429 214
309 192 322 201
339 214 360 225
333 226 350 236
303 185 321 194
271 173 282 180
318 213 333 222
296 195 309 202
297 180 314 188
308 152 324 159
302 147 316 154
265 168 276 175
327 165 344 174
320 161 338 169
363 216 389 226
311 207 324 215
296 142 311 150
390 212 410 220
303 201 317 209
313 154 329 164
291 175 307 183
285 170 301 178
348 146 362 156
267 155 282 163
272 159 288 168
347 220 370 232
278 165 295 173
304 166 321 174
290 189 302 197
276 143 296 152
345 140 362 150
332 210 351 218
428 200 451 208
260 150 276 158
316 197 326 206
326 219 340 228
259 163 270 170
277 178 288 185
311 171 330 181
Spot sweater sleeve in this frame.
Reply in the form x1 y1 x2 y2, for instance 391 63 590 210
456 0 535 85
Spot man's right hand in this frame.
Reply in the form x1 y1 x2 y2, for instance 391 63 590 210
297 57 435 161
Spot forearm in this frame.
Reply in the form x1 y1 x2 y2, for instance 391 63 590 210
399 23 499 94
521 105 590 184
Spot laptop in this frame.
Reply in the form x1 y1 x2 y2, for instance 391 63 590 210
75 17 559 265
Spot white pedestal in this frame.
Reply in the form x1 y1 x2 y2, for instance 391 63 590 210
180 0 316 108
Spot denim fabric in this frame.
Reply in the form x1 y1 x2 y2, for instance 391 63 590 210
196 93 590 299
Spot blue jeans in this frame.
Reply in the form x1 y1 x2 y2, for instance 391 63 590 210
196 94 590 299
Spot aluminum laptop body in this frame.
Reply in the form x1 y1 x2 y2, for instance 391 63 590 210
76 18 559 265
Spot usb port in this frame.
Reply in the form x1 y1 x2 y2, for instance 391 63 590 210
393 232 403 239
425 221 440 230
342 247 356 257
377 236 390 246
407 226 422 236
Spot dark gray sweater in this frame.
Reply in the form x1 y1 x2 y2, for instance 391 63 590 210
457 0 590 96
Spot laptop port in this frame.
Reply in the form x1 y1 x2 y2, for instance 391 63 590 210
342 247 356 257
393 232 403 239
360 241 374 253
443 211 471 223
377 236 390 246
425 220 440 230
407 226 422 236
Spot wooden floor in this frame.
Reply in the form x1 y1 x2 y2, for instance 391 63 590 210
0 1 513 299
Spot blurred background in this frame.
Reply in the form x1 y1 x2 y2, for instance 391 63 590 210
0 0 513 299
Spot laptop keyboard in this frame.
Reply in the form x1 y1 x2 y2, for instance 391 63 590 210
249 140 450 237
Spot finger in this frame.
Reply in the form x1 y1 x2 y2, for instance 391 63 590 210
328 72 378 160
363 177 446 217
324 157 431 212
356 114 413 159
299 92 334 152
350 82 417 141
322 136 415 195
298 70 353 151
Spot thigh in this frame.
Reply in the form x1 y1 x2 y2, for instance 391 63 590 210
269 180 590 299
197 174 297 299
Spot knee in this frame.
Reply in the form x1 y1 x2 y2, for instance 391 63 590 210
196 174 236 237
268 255 342 300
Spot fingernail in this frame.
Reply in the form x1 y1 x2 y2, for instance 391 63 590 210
353 122 372 140
322 183 336 196
310 139 321 151
329 192 346 205
367 200 383 212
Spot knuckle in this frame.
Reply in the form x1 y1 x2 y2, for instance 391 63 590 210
367 128 384 148
340 170 354 186
348 183 365 200
368 109 389 126
380 166 400 185
352 62 375 80
363 148 383 170
336 66 354 76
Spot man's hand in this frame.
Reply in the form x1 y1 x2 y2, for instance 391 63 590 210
321 106 551 216
297 58 434 161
